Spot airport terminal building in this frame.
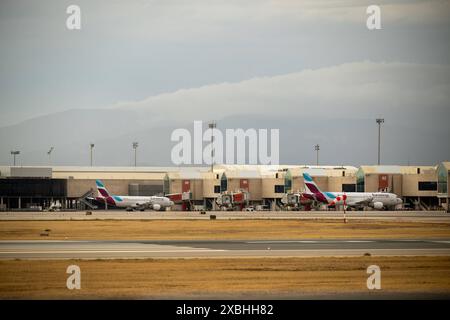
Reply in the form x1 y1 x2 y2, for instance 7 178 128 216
0 162 449 211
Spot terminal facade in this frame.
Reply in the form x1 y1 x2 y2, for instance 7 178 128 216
0 162 449 211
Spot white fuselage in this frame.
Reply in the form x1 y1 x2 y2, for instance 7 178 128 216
327 192 402 207
103 195 174 209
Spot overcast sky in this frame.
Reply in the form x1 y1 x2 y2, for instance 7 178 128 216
0 0 449 166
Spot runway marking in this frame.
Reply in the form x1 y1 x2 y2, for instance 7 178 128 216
247 240 377 244
0 248 448 253
246 241 319 244
0 249 226 254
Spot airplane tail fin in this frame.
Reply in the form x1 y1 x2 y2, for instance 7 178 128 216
96 180 110 198
303 173 336 204
302 173 322 194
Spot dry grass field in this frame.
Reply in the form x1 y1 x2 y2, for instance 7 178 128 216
1 220 450 240
1 256 450 299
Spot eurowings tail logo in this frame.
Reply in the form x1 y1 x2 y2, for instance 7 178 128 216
96 180 110 198
302 173 336 204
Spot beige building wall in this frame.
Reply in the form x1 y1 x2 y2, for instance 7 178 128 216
248 179 262 201
291 177 303 192
190 180 204 200
202 178 220 198
447 171 450 210
56 166 448 202
392 174 403 195
364 174 379 192
402 174 437 197
67 179 96 198
54 171 165 180
227 179 241 192
165 179 204 200
169 179 182 194
67 179 162 198
289 176 328 193
314 177 328 191
364 174 403 194
262 178 285 198
328 176 356 192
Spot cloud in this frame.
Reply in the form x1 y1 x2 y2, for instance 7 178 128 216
262 0 450 24
115 61 450 132
1 61 449 166
1 0 449 127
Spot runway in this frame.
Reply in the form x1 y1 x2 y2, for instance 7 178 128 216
1 239 450 259
1 210 449 222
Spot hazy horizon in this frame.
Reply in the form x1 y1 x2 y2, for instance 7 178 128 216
1 1 449 166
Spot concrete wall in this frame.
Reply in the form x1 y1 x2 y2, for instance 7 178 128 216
262 178 284 198
364 174 379 192
67 179 163 198
202 178 220 198
248 179 262 201
11 167 52 178
402 173 437 197
328 176 356 192
54 171 166 180
292 177 303 192
314 177 328 192
227 179 241 193
364 174 403 195
190 179 204 200
392 174 403 195
168 179 182 194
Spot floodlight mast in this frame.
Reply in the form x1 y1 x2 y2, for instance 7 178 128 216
376 118 384 165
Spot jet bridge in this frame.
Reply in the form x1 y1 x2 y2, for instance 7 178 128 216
77 188 97 210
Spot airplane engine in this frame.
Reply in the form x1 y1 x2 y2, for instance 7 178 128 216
372 202 384 210
152 204 161 211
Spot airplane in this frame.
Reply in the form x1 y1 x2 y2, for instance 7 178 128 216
94 180 174 211
302 173 402 210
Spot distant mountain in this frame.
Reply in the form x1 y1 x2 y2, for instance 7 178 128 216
0 112 446 167
1 62 449 166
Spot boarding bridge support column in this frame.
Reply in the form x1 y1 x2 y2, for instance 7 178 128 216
447 197 450 213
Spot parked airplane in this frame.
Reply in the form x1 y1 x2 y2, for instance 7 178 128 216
95 180 174 211
302 173 402 210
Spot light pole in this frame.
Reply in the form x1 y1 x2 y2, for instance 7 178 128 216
376 118 384 165
132 142 138 167
209 121 216 172
90 143 95 166
47 147 54 165
10 150 20 166
314 144 320 166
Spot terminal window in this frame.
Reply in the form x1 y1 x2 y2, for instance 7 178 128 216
342 184 356 192
418 181 437 191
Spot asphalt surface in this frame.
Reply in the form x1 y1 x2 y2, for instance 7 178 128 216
1 239 450 259
1 210 450 222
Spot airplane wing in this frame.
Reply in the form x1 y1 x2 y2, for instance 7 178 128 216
347 196 373 207
134 199 156 210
